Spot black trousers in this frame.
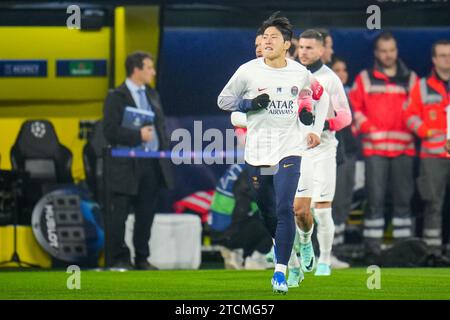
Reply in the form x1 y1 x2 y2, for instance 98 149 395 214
109 159 161 264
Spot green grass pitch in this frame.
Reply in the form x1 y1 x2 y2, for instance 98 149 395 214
1 268 450 300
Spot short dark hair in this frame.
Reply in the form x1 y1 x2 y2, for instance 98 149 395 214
256 26 264 37
299 29 325 46
288 39 297 57
316 28 330 41
374 31 397 50
431 39 450 57
260 11 293 42
125 51 153 77
331 55 347 67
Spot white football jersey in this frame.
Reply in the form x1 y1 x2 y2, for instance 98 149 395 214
218 58 329 166
306 64 351 159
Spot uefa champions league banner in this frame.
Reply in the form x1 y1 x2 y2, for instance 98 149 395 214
31 187 104 265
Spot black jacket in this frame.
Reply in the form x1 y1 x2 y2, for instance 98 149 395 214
103 82 174 195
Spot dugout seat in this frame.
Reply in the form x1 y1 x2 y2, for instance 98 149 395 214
10 120 73 223
82 120 108 203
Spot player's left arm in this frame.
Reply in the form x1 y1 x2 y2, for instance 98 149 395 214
325 77 352 131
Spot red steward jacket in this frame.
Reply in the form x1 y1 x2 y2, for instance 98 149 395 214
404 70 449 159
349 60 417 157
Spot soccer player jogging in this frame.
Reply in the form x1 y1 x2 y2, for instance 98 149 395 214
217 13 329 294
290 30 352 282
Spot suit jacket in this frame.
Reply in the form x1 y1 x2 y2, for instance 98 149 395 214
103 82 174 195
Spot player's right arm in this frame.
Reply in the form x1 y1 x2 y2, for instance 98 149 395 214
231 111 248 128
218 65 270 113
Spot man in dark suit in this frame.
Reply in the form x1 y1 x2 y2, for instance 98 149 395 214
103 51 173 270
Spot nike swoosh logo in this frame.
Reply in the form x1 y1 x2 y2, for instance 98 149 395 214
283 163 294 168
297 188 307 193
320 194 329 197
305 258 314 270
258 88 267 92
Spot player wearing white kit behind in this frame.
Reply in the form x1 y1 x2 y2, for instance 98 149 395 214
291 30 352 281
255 28 264 58
218 13 329 294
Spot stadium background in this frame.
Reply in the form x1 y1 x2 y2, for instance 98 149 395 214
0 0 449 268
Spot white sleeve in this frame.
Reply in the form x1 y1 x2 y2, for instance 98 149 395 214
330 76 351 114
328 75 352 130
217 66 248 112
231 112 247 128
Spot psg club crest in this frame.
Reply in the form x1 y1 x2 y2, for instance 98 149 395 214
291 86 299 96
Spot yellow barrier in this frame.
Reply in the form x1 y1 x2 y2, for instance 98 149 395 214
0 27 111 100
0 225 51 268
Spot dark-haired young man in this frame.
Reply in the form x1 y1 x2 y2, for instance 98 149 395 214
103 51 173 270
218 13 329 294
255 28 264 58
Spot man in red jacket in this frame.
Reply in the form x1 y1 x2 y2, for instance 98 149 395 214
404 39 450 254
348 32 417 261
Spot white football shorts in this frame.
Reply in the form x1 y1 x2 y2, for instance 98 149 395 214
295 150 337 202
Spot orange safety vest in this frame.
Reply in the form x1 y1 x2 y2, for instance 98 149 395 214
404 71 450 159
